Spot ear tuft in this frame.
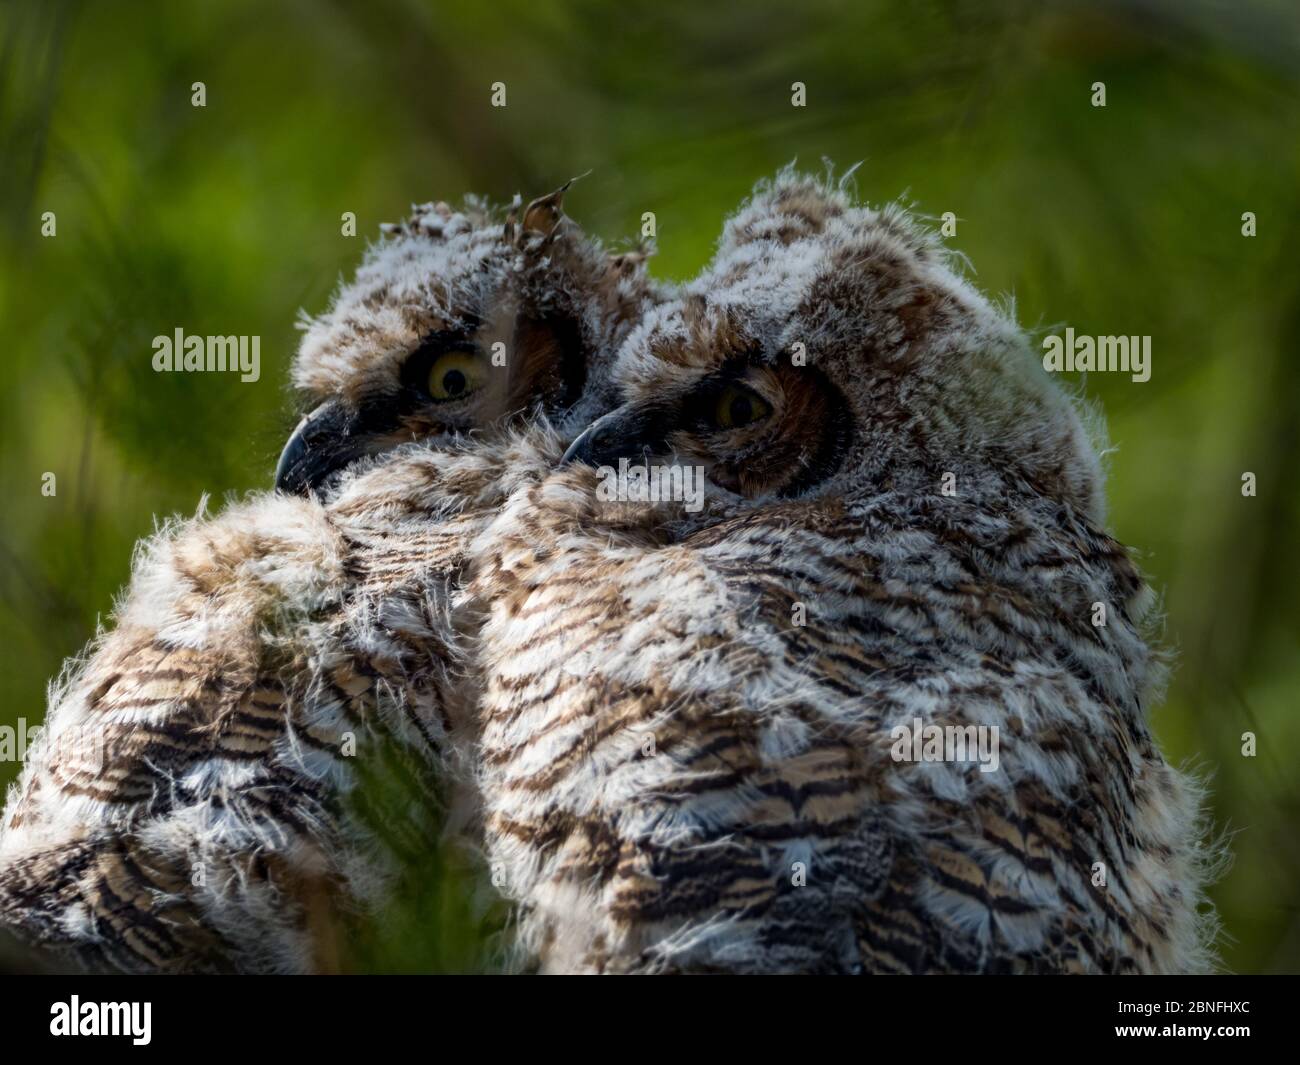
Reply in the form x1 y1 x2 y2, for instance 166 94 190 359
520 181 573 238
607 243 653 280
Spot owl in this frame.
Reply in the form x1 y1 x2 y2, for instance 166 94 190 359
467 168 1221 974
0 187 659 973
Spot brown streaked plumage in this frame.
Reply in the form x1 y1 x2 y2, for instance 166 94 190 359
0 189 660 973
466 168 1222 973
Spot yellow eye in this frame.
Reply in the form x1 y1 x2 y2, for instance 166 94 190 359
426 349 485 402
713 384 771 430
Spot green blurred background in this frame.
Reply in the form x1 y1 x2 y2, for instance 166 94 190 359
1 0 1297 973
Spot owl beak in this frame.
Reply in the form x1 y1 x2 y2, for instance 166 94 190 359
275 400 360 496
560 403 670 468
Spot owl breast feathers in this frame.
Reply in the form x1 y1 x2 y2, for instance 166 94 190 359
0 169 1220 975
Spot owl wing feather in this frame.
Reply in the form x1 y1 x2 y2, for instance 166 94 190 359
0 426 585 972
0 495 355 971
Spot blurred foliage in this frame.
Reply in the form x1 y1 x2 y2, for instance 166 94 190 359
0 0 1297 973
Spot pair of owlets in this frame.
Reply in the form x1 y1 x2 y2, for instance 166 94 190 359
0 170 1221 974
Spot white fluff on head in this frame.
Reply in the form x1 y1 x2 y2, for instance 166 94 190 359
618 164 1106 520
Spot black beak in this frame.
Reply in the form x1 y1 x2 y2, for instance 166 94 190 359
274 400 361 496
560 402 672 468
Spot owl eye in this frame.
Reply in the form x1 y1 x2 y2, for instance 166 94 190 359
712 384 771 430
426 349 485 402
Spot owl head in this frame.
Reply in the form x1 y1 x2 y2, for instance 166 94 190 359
277 185 657 495
564 167 1103 521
